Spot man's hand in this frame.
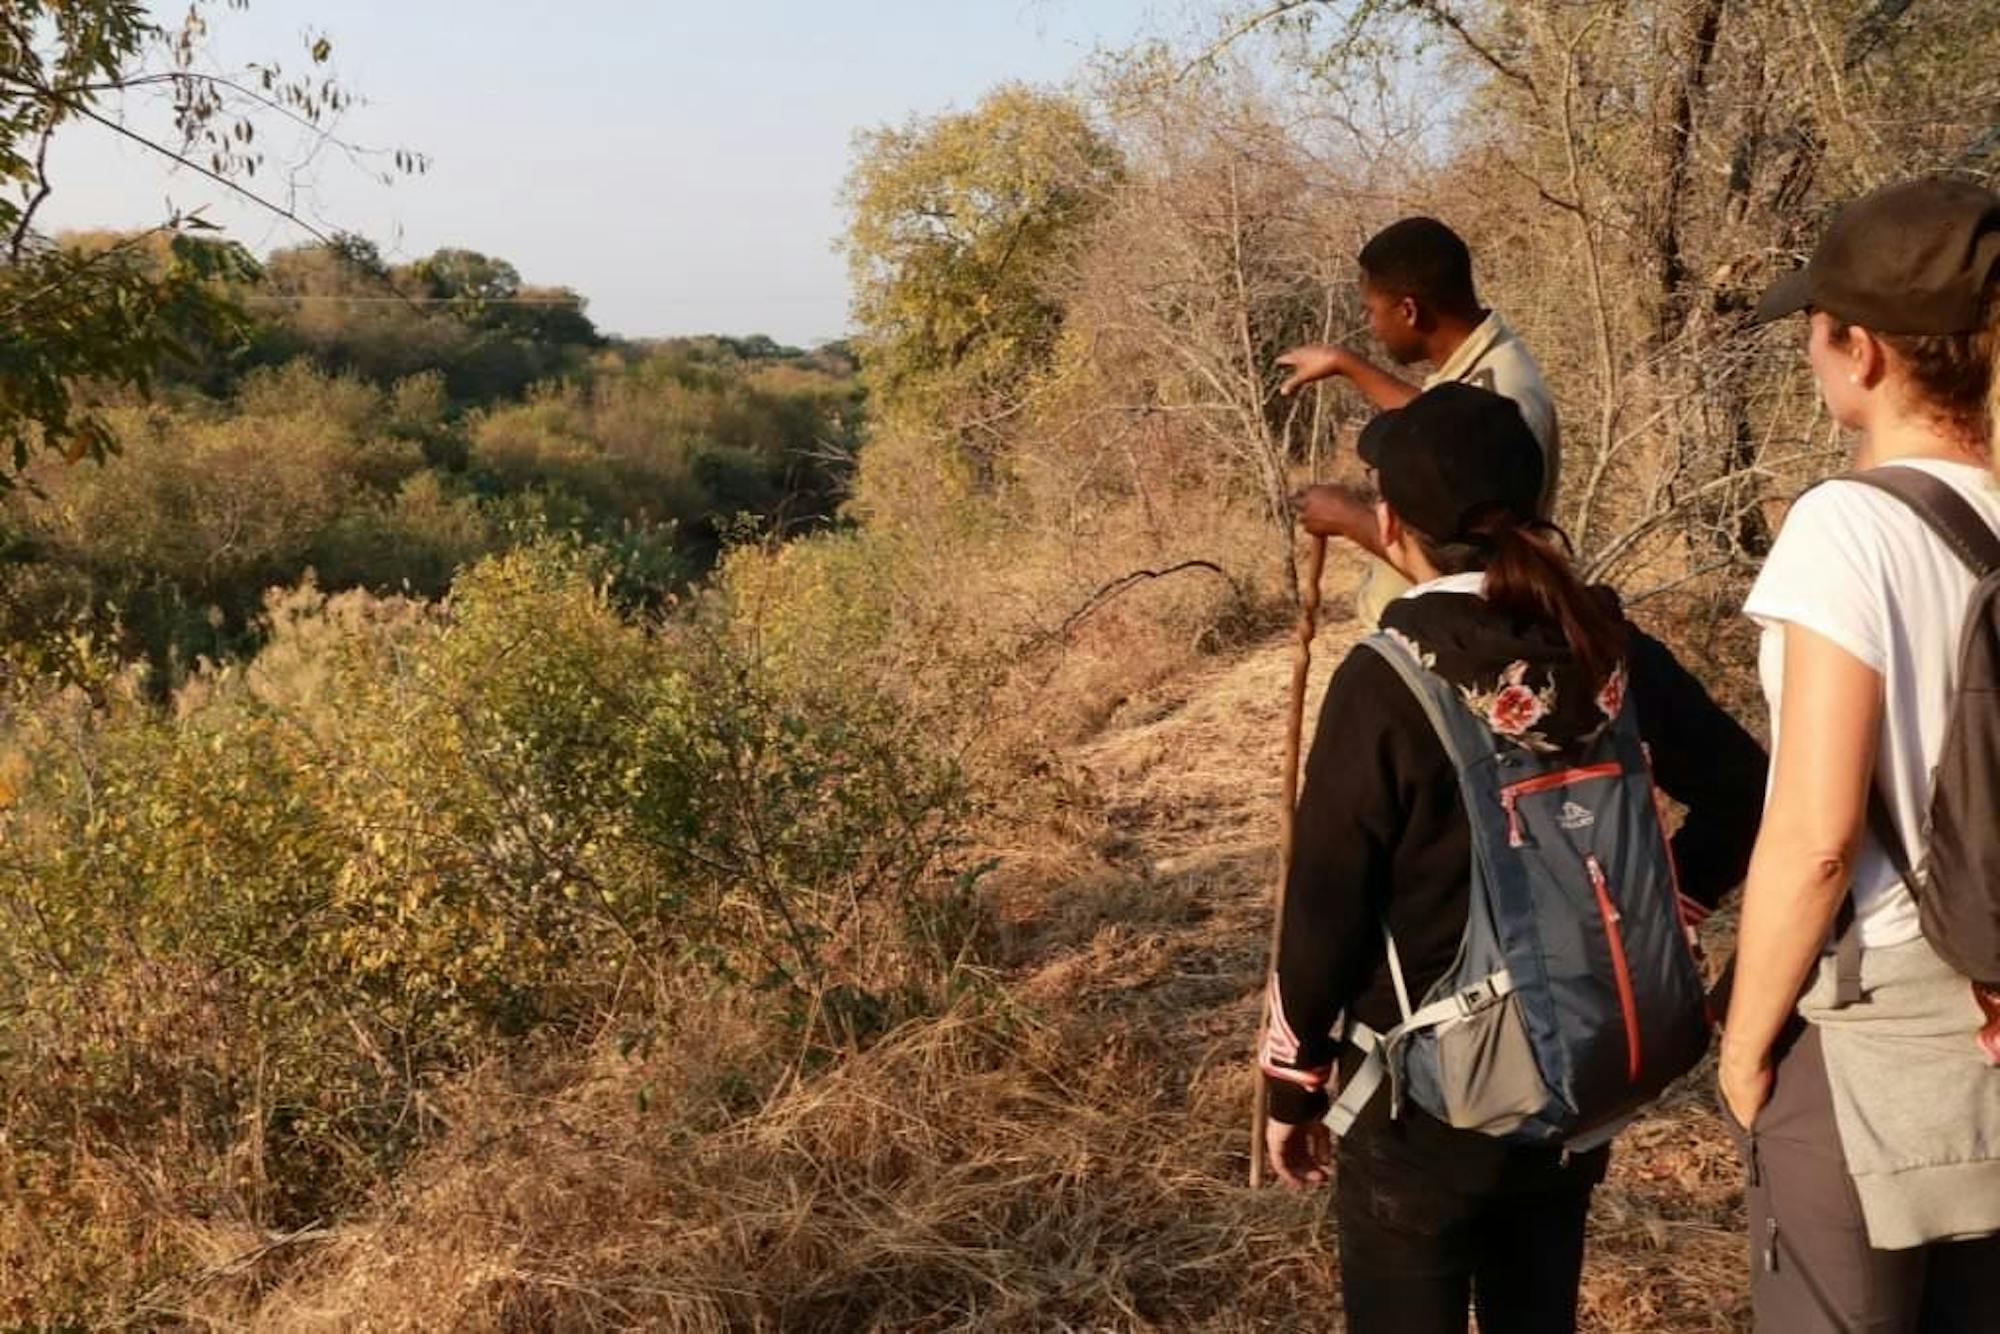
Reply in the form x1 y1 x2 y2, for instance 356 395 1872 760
1293 483 1374 542
1266 1116 1332 1189
1278 343 1420 411
1276 343 1352 397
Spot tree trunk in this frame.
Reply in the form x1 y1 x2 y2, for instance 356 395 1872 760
1647 0 1728 349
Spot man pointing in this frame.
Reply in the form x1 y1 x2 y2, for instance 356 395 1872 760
1280 217 1560 624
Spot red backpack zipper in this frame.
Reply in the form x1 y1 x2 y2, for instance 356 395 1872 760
1587 853 1644 1084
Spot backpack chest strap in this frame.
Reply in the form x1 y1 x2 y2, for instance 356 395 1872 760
1322 968 1516 1136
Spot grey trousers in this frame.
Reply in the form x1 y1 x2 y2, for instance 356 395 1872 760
1728 1023 2000 1333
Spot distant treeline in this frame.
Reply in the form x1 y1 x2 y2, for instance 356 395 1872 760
0 234 860 682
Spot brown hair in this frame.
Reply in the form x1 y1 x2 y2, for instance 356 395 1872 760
1841 289 2000 448
1989 295 2000 472
1419 509 1628 686
1992 333 2000 477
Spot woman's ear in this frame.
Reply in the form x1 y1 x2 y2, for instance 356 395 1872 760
1378 502 1436 584
1850 325 1889 389
1378 499 1417 579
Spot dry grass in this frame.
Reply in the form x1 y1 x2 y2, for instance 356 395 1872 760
163 562 1749 1331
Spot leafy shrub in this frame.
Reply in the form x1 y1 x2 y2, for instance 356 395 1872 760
0 541 977 1319
0 336 860 682
466 350 859 559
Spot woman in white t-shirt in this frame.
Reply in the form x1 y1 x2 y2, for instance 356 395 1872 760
1722 177 2000 1331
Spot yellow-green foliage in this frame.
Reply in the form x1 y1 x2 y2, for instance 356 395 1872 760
1 362 488 668
0 542 974 1321
470 349 859 537
843 85 1122 428
244 240 600 406
0 344 860 682
721 529 911 687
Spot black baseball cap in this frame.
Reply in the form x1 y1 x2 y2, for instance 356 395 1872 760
1358 382 1543 542
1753 176 2000 334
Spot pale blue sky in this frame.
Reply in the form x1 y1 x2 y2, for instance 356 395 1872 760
42 1 1180 344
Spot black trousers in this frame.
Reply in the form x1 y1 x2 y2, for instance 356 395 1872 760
1334 1106 1603 1334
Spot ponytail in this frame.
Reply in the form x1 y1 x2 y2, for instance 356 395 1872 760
1421 511 1627 687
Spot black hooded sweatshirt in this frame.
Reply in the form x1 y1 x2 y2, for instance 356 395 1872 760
1261 576 1769 1157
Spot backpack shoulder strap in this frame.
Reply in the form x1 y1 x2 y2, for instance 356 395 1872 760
1840 468 2000 577
1331 635 1491 1136
1354 632 1463 1019
1818 467 1997 1008
1358 632 1493 772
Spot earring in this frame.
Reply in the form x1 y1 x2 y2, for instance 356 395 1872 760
1848 374 1861 385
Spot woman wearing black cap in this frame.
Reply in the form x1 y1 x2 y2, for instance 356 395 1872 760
1261 383 1768 1333
1722 176 2000 1330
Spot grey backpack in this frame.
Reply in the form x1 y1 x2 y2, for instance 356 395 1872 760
1326 632 1711 1148
1834 470 2000 1008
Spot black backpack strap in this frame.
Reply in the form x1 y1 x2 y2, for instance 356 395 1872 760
1840 467 2000 577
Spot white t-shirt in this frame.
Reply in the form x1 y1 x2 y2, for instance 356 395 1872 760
1744 458 2000 948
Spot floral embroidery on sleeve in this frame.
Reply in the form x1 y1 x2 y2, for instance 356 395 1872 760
1596 663 1627 720
1382 626 1438 671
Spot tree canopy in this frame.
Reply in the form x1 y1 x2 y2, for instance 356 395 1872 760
842 85 1123 421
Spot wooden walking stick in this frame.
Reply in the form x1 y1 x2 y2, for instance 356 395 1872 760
1250 532 1328 1188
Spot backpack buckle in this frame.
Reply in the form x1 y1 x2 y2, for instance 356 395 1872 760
1452 970 1512 1019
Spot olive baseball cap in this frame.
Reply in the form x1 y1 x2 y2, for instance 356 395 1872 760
1358 383 1544 542
1754 176 2000 334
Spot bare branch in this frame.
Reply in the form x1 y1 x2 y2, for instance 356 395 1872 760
1403 0 1539 98
1175 0 1322 83
19 77 342 250
9 122 53 262
1035 560 1241 646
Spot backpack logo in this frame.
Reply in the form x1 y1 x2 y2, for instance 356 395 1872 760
1559 801 1597 831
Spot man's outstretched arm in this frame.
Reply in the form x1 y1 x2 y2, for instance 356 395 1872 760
1276 344 1419 411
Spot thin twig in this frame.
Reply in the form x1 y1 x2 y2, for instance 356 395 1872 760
1036 560 1239 646
0 67 428 316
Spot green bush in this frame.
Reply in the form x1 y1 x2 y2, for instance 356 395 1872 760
0 335 860 682
465 350 858 555
0 541 977 1315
